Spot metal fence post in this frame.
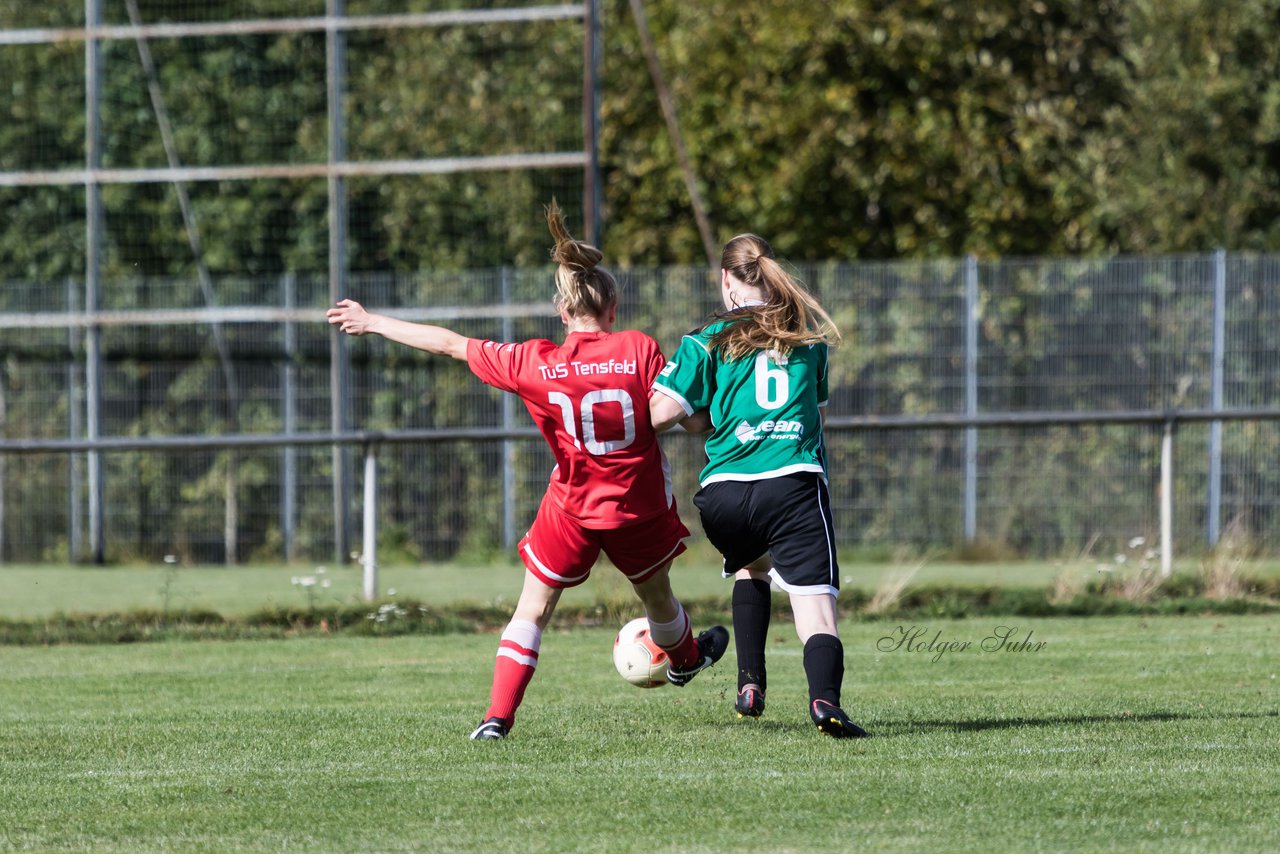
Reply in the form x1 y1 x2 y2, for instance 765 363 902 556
1207 248 1226 547
282 273 298 563
1161 420 1174 576
964 254 979 543
67 276 84 562
501 267 517 551
0 364 5 561
362 441 378 602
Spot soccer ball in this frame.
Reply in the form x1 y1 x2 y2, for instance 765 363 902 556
612 617 670 688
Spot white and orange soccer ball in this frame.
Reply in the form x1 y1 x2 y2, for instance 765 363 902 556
612 617 670 688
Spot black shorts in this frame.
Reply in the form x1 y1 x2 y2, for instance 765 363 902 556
692 472 839 595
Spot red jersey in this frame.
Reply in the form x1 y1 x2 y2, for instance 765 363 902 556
466 330 674 528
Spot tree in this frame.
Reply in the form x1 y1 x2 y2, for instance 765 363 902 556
1083 0 1280 252
600 0 1131 263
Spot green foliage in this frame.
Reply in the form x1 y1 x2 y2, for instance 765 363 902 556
1084 0 1280 251
600 0 1280 261
603 0 1132 262
5 1 1280 276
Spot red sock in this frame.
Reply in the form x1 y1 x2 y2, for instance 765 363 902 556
647 606 700 671
485 620 541 725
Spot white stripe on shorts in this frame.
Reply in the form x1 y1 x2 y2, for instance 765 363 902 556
815 478 837 588
522 542 589 586
767 568 838 598
629 537 687 579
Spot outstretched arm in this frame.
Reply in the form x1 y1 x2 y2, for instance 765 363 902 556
326 299 470 361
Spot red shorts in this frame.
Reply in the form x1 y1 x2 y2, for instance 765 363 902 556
518 496 690 589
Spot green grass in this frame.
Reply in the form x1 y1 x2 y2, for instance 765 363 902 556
6 557 1278 620
2 615 1277 852
0 560 705 620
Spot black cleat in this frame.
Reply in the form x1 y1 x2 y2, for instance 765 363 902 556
469 716 510 741
666 626 730 686
736 684 765 719
810 699 870 739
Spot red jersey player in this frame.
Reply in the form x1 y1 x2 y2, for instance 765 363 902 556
327 202 727 740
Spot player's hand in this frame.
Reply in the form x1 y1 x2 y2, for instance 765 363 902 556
327 299 374 336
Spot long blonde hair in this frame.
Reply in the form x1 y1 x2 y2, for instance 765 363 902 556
545 200 617 319
709 233 840 360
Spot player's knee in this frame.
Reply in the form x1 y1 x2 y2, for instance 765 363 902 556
791 594 839 641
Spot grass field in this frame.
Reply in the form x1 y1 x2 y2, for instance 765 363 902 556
2 614 1276 852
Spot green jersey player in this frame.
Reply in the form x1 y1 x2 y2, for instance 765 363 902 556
651 233 869 739
654 322 830 486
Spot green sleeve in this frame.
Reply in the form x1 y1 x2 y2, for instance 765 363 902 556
652 334 714 415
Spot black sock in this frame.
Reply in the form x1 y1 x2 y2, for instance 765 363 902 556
732 578 772 692
803 633 844 707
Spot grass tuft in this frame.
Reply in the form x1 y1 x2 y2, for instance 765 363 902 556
867 560 922 614
1201 517 1254 600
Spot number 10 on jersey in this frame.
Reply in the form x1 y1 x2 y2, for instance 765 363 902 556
548 390 637 455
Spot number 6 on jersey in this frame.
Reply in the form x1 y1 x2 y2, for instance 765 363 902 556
754 351 789 410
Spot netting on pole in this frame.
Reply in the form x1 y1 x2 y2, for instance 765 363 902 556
0 2 595 563
0 3 589 277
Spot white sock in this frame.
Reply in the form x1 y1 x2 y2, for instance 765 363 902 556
646 605 690 649
498 619 542 659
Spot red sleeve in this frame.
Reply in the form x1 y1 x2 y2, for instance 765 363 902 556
466 339 522 393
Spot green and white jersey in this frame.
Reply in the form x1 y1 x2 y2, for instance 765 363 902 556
653 319 829 486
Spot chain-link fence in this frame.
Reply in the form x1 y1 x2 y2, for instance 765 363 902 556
1 0 602 564
3 252 1280 564
3 7 1279 564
